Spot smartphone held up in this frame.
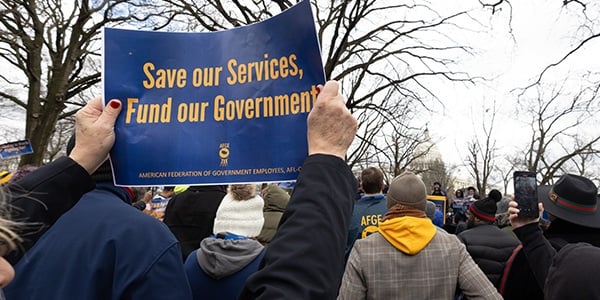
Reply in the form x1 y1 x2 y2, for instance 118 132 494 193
513 171 539 218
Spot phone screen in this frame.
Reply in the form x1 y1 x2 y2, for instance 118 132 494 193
513 171 539 218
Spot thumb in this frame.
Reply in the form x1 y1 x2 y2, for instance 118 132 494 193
97 99 122 127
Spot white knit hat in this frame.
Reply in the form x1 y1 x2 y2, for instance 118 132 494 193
213 184 265 237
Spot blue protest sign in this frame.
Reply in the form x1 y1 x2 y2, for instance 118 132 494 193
104 0 324 186
427 195 447 224
0 139 34 159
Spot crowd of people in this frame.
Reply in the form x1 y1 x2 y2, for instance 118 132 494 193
1 81 600 299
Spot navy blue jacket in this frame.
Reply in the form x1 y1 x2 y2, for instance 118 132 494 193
5 156 95 264
6 182 192 299
345 194 387 259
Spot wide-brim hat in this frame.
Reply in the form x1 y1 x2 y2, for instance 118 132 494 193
538 174 600 229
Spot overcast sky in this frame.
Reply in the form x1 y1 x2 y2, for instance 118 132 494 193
423 0 600 176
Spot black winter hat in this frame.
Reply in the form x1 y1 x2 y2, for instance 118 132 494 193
469 189 502 222
66 134 113 183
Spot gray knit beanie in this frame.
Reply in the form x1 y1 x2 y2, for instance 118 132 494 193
496 197 511 215
386 171 427 211
425 201 436 219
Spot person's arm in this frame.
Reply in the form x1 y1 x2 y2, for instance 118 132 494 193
239 80 358 299
132 190 153 211
5 157 94 264
240 155 356 299
4 97 122 264
509 201 556 289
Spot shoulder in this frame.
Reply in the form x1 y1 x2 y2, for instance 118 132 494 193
99 202 176 243
354 232 387 248
350 233 386 258
431 229 465 249
462 225 518 240
457 225 490 241
460 226 521 255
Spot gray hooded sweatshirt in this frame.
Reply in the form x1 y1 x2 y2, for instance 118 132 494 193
196 237 264 279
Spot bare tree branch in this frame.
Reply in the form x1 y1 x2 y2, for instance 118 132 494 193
522 32 600 91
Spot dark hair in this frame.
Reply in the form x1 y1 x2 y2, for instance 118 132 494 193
455 189 464 197
361 167 384 194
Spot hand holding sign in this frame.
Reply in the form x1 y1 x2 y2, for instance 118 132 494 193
307 81 357 159
104 0 325 185
68 98 122 174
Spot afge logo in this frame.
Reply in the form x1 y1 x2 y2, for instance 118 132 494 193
219 143 230 166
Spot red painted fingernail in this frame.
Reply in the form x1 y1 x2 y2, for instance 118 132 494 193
109 100 120 109
316 86 322 93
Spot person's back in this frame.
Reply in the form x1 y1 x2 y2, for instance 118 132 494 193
345 167 387 258
459 225 520 287
5 181 192 299
163 185 226 259
339 172 500 300
256 183 290 246
343 228 493 299
458 190 520 287
186 242 264 300
185 184 266 300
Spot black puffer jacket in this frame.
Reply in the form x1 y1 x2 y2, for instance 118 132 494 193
458 224 521 287
163 185 226 260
